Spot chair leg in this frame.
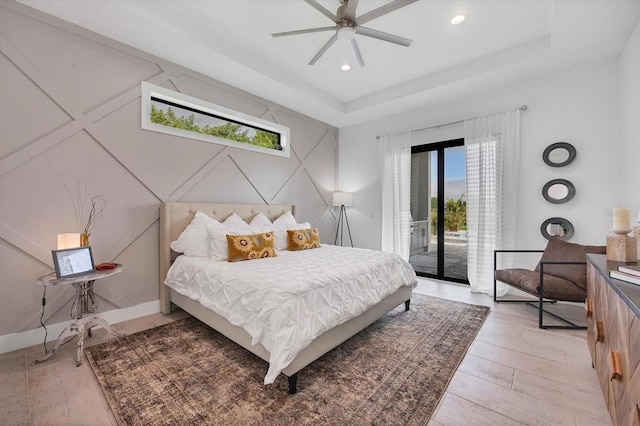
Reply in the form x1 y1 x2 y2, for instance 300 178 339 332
539 270 544 329
536 303 587 329
537 263 586 330
495 299 586 329
493 251 498 303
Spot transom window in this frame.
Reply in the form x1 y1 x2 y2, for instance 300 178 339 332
141 82 290 158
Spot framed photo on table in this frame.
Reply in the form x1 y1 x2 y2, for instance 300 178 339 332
52 246 95 279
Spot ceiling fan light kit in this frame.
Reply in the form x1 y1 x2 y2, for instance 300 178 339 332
337 25 356 41
272 0 417 67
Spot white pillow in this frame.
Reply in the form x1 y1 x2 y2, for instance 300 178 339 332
206 223 246 261
206 213 253 261
272 212 311 251
275 222 311 251
170 211 222 257
223 212 251 231
208 225 271 261
249 212 272 227
273 211 296 229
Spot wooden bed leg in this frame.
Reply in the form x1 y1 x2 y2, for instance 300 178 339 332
405 299 411 311
288 373 298 395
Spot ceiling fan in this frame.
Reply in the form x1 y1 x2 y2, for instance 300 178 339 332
271 0 417 67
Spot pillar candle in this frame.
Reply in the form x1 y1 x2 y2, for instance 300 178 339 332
612 208 630 232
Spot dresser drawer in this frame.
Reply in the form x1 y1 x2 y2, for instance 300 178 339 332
626 316 640 426
587 255 640 426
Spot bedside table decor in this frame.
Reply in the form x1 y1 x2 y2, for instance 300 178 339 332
51 246 95 279
606 208 637 262
35 264 125 366
56 233 81 250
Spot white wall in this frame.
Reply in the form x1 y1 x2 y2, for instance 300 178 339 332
340 58 623 253
619 19 640 224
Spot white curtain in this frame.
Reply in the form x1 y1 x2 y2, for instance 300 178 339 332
464 109 521 296
380 133 412 261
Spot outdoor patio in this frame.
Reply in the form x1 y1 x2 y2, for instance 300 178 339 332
409 234 468 281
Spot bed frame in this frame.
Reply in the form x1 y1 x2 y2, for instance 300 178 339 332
159 202 412 394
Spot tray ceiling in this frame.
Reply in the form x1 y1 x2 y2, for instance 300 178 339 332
17 0 639 127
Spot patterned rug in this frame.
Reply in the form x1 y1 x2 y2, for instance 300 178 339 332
85 294 489 425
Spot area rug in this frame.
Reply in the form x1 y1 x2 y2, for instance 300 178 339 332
85 294 489 425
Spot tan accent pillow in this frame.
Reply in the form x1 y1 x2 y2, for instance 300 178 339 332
287 228 321 251
226 232 276 262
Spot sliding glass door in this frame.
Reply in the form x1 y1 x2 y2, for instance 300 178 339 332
409 139 468 283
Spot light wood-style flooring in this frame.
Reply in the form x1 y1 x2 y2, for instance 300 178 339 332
1 278 611 425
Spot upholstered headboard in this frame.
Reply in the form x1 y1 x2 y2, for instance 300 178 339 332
159 202 295 314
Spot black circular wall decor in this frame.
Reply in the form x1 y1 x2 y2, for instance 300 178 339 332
542 142 576 167
542 179 576 204
540 217 574 241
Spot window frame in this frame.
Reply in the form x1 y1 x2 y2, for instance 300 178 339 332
141 82 290 158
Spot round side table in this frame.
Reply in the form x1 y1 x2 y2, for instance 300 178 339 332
35 264 125 366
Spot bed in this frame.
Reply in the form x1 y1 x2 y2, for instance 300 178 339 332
159 202 417 393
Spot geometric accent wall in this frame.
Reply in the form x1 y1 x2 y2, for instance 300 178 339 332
0 3 337 337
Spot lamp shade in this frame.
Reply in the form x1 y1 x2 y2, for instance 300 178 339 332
57 233 81 249
332 192 353 207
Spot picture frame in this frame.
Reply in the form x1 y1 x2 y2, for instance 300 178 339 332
52 246 96 279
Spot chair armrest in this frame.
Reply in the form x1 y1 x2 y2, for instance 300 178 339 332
538 260 588 305
494 250 544 272
538 260 586 277
494 250 544 253
493 249 545 302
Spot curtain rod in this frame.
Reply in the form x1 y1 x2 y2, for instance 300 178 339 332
375 105 528 140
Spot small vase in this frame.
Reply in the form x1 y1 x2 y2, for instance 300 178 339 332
80 233 89 247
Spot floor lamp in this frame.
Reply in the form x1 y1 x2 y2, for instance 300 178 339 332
333 192 353 247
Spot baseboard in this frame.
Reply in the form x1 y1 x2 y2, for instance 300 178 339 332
0 300 160 355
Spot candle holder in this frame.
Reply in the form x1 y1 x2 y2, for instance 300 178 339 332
607 234 637 262
633 226 640 261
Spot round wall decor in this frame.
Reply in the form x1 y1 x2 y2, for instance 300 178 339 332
540 217 574 241
542 179 576 204
542 142 576 167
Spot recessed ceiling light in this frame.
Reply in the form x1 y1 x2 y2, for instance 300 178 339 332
451 15 466 25
340 64 352 71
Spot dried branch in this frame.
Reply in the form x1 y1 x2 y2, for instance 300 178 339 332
49 162 108 236
84 195 107 236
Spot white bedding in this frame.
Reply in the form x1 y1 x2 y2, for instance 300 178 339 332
164 244 417 384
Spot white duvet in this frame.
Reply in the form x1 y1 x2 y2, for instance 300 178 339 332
164 244 417 384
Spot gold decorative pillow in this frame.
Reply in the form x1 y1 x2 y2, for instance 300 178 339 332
226 232 276 262
287 228 321 251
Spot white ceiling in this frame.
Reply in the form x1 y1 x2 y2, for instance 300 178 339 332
17 0 640 128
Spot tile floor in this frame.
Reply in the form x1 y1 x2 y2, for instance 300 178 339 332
0 278 611 425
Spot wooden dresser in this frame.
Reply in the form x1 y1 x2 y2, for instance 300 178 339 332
586 254 640 426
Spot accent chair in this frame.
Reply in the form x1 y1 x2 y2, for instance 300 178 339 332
494 237 606 329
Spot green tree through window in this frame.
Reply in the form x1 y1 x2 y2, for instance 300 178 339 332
150 105 280 150
431 194 467 233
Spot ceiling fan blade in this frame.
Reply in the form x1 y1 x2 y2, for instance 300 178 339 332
348 38 365 67
355 0 418 26
356 26 412 47
309 34 338 65
343 0 359 21
304 0 339 23
272 26 335 37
